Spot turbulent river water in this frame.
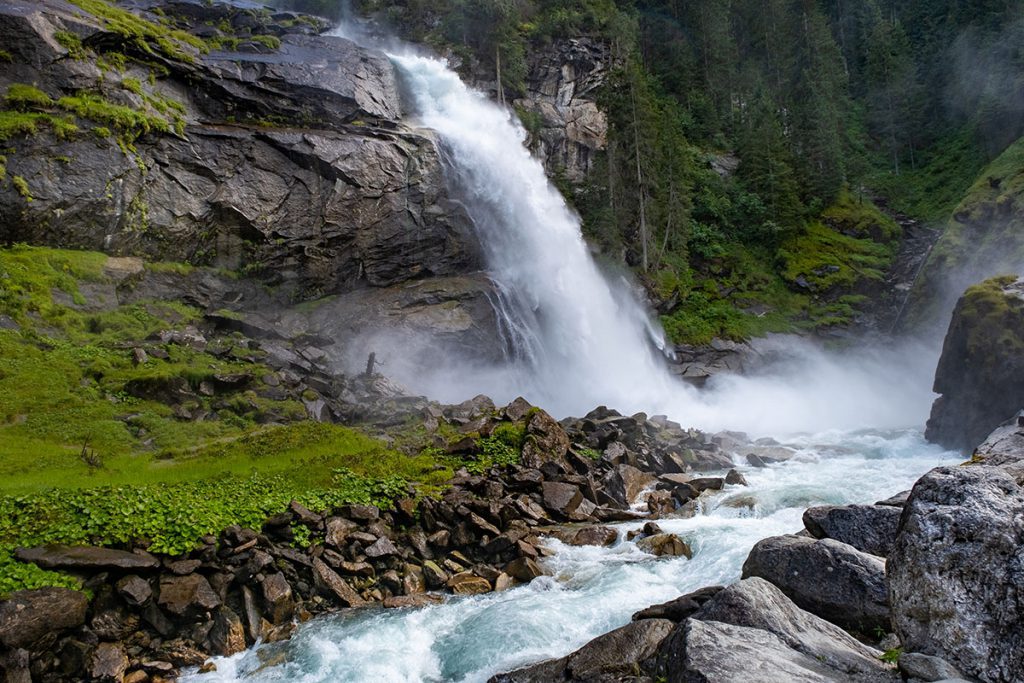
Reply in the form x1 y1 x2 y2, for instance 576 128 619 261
186 33 960 683
190 430 958 683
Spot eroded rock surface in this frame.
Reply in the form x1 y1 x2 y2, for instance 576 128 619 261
888 465 1024 683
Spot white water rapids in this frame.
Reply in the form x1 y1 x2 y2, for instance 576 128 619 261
187 40 960 683
191 431 958 682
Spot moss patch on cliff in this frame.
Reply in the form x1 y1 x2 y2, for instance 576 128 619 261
67 0 206 63
902 135 1024 330
958 276 1024 356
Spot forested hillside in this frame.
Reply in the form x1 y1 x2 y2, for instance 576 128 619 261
301 0 1024 341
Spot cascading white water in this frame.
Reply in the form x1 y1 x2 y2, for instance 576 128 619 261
387 53 683 419
364 51 940 434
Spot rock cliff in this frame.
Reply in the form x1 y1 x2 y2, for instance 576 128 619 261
0 0 479 302
925 275 1024 452
512 38 609 184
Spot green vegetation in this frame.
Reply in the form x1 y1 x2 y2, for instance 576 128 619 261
250 34 282 50
54 30 86 59
5 84 53 109
0 82 178 148
340 0 1022 342
57 93 169 135
11 175 31 201
66 0 206 63
0 245 476 593
120 76 144 95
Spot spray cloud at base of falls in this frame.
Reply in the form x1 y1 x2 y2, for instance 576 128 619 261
327 26 942 436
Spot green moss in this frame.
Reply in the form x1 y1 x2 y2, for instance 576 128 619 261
5 84 53 110
0 111 44 140
66 0 205 63
58 92 169 136
205 36 241 51
820 189 900 243
0 49 11 63
120 76 143 95
144 260 194 275
53 31 86 59
778 220 892 294
249 34 281 50
11 175 31 202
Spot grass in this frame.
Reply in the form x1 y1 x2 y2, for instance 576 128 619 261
657 191 898 344
5 84 53 109
0 245 479 595
10 175 31 201
902 135 1024 329
777 220 893 294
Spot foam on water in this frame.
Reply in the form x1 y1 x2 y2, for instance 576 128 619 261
187 430 958 683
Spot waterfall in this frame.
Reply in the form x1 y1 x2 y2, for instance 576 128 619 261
388 53 684 418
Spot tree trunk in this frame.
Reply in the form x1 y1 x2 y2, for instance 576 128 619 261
631 81 649 272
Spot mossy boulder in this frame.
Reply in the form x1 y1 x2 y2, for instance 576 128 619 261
925 275 1024 452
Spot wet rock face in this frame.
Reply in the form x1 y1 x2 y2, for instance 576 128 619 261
888 465 1024 683
0 0 478 302
512 38 610 183
926 276 1024 452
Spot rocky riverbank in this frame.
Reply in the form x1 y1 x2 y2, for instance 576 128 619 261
0 394 782 682
493 417 1024 683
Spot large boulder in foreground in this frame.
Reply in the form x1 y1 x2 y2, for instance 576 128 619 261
888 465 1024 683
654 578 894 683
926 276 1024 452
741 535 890 634
662 620 879 683
690 578 891 680
490 578 896 683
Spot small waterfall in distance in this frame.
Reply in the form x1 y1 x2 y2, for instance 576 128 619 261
389 53 684 418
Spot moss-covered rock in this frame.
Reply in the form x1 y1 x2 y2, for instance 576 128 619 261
904 136 1024 331
925 275 1024 452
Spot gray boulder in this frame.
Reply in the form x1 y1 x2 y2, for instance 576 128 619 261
660 620 868 683
741 535 890 633
693 578 892 679
897 652 966 682
925 276 1024 452
971 414 1024 466
888 465 1024 683
802 504 902 556
632 586 723 622
15 545 159 571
